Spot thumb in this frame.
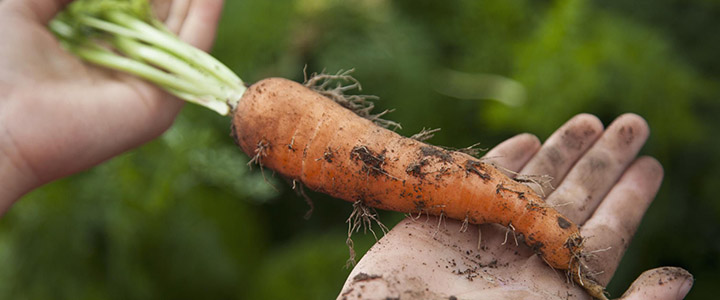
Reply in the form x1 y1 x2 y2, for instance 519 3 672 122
4 0 74 24
618 267 693 300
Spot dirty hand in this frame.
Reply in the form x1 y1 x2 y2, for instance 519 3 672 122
339 114 693 300
0 0 223 212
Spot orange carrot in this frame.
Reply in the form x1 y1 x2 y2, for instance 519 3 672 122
232 78 584 271
51 3 603 298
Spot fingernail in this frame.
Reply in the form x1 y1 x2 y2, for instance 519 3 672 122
677 277 693 299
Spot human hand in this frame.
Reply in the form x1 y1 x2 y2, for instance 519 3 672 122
339 114 693 299
0 0 224 211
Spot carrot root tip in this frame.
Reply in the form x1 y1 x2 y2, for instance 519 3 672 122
567 241 610 300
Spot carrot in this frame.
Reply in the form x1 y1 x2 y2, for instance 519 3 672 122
232 77 583 270
51 2 606 298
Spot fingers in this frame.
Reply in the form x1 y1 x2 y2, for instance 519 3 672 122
482 133 541 176
619 267 693 300
3 0 73 24
177 0 224 51
579 156 663 284
518 114 604 195
545 113 650 223
152 0 223 51
158 0 191 33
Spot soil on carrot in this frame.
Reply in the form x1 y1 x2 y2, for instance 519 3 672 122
404 146 456 180
350 145 388 177
323 147 335 163
557 216 572 229
420 146 454 163
405 160 427 178
464 160 492 181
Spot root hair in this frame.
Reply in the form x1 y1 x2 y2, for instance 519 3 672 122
291 179 315 220
410 128 442 142
345 199 389 268
248 140 278 191
304 68 401 130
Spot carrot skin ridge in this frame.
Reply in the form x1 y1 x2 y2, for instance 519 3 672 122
232 78 583 271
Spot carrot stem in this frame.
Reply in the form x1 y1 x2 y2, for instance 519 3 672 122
48 0 245 115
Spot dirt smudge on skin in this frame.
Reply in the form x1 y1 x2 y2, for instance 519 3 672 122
544 147 565 166
621 267 693 297
618 125 635 146
353 272 383 282
341 268 447 300
562 129 586 150
562 124 598 151
587 155 608 173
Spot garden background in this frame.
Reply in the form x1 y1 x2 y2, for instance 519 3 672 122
2 0 719 298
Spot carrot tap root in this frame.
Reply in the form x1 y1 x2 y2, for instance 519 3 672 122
231 76 607 297
232 77 586 270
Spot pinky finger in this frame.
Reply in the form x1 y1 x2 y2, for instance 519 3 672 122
619 267 693 300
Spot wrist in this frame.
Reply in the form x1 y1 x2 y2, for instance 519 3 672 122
0 144 37 214
0 97 39 214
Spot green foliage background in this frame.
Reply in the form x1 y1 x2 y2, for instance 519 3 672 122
3 0 719 298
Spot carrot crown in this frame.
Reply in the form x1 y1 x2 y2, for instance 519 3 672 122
49 0 245 115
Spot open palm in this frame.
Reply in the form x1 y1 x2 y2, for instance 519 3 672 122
0 0 222 209
340 114 692 300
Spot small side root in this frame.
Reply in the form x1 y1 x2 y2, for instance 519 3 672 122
345 199 389 268
477 225 483 250
455 142 487 157
248 140 278 191
410 128 441 142
501 223 519 246
515 174 554 197
437 142 487 157
292 179 314 220
432 210 446 238
248 140 270 169
304 68 401 130
405 210 425 221
490 164 555 197
459 213 469 233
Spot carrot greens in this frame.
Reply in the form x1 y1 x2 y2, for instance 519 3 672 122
49 0 245 115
